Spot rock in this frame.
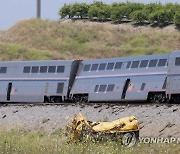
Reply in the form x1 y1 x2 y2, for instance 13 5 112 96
172 108 178 112
13 110 18 113
2 114 6 118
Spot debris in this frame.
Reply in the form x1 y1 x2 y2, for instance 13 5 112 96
67 113 139 143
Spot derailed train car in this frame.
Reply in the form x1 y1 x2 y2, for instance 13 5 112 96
0 60 80 103
0 50 180 103
70 50 180 103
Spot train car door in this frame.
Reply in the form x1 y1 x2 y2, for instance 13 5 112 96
7 82 12 101
121 79 130 99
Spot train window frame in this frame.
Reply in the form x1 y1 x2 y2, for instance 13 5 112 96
106 63 115 70
94 85 99 92
175 57 180 66
83 64 91 71
98 63 106 71
91 64 99 71
57 66 65 73
114 62 123 69
140 60 148 68
158 59 167 67
48 66 56 73
31 66 39 73
99 85 107 92
106 84 115 92
23 66 31 73
131 61 140 68
0 67 7 73
40 66 48 73
148 59 158 67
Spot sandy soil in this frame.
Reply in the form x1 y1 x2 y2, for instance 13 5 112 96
0 104 179 137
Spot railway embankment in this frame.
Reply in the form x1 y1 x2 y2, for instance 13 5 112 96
0 104 179 137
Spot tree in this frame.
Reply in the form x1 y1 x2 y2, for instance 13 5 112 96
88 5 100 19
97 5 111 20
59 4 72 18
149 9 174 26
174 11 180 29
130 10 148 23
70 3 89 19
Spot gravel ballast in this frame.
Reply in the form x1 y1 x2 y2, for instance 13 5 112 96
0 104 179 137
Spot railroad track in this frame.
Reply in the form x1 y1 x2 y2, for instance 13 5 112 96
1 101 178 108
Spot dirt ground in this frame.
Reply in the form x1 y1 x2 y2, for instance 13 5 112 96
0 104 179 137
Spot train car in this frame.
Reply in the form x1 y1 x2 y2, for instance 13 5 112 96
0 60 80 103
70 52 173 103
166 51 180 103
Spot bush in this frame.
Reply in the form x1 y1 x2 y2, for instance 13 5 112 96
130 10 148 23
174 11 180 29
149 9 174 26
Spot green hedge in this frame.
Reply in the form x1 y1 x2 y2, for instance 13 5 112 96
59 2 180 28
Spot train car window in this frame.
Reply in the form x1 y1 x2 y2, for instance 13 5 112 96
91 64 99 71
0 67 7 73
131 61 140 68
126 61 131 69
40 66 47 73
23 66 31 73
94 85 99 92
56 83 64 93
83 64 91 71
106 63 114 70
99 85 107 92
114 62 123 69
57 66 65 73
175 57 180 66
48 66 56 73
148 59 158 67
107 84 115 92
31 66 39 73
158 59 167 67
140 83 146 91
140 60 148 68
98 63 106 70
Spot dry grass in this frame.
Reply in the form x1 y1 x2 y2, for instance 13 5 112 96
0 129 180 154
0 19 179 60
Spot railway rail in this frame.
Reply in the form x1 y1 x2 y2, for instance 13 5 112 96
1 101 178 108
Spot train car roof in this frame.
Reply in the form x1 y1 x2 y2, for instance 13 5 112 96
0 59 75 66
81 53 170 63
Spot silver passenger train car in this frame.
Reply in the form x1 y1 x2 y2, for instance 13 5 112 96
0 60 80 103
70 50 180 103
0 50 180 103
